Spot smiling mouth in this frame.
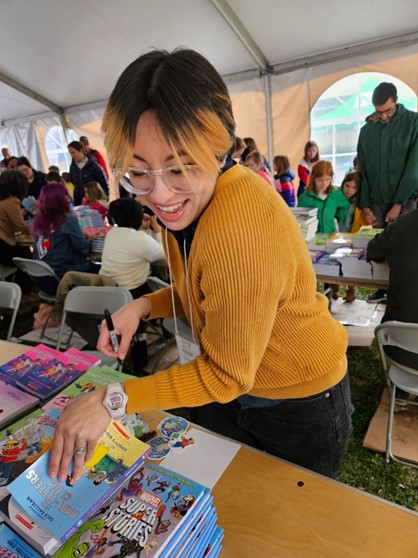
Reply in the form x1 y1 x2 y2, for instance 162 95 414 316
155 202 185 215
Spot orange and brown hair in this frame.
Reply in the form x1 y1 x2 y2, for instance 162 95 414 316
102 49 236 179
306 160 334 194
273 155 290 176
84 181 107 203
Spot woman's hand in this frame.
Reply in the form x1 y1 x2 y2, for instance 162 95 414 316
97 298 151 361
48 387 110 482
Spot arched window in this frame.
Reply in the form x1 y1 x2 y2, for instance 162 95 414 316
45 125 78 172
311 73 417 185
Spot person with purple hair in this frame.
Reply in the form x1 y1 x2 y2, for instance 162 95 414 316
31 182 99 295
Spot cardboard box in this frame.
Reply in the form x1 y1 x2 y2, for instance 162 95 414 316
363 389 418 463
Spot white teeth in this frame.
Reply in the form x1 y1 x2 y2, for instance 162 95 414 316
156 202 183 214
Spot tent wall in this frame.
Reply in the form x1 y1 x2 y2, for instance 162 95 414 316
1 43 417 188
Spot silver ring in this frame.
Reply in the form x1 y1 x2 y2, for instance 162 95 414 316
74 446 87 456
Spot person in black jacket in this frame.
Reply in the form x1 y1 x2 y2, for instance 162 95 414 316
367 209 418 368
16 156 47 199
68 141 109 205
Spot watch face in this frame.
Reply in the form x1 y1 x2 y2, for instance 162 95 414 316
109 393 123 410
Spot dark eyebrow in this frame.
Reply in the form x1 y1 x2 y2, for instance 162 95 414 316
132 150 188 164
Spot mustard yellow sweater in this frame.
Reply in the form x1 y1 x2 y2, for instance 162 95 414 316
125 164 347 413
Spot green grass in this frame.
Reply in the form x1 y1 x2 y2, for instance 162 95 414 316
2 295 418 510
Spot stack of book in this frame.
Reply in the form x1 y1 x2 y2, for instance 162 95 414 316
83 225 113 254
290 207 318 241
325 232 352 253
306 233 329 252
47 461 223 557
332 248 372 279
73 206 105 229
312 252 342 277
371 261 390 281
350 227 384 249
0 522 43 558
0 344 100 402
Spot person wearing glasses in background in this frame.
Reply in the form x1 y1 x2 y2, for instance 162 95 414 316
357 82 418 303
49 49 353 484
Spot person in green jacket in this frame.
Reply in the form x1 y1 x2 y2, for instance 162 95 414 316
298 160 350 234
357 82 418 228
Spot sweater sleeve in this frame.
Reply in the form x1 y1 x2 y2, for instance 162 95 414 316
125 188 300 412
8 198 30 235
394 118 418 204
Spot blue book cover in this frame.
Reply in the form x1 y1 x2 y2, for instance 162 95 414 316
51 461 210 557
205 525 224 557
0 522 43 558
181 504 216 558
8 421 150 543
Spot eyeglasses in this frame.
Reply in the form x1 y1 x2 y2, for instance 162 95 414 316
375 105 397 118
118 165 200 196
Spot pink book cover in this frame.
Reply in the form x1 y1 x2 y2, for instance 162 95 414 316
0 344 63 388
0 380 39 426
63 348 101 371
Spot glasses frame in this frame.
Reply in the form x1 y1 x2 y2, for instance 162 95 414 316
118 165 200 196
375 105 397 118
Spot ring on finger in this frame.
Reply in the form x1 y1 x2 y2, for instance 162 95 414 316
74 446 87 456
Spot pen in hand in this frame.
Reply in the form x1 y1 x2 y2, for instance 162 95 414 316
104 309 123 368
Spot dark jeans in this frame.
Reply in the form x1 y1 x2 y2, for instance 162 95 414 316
194 372 354 478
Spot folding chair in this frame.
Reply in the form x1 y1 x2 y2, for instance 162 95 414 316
0 264 17 282
56 286 133 368
0 282 22 341
13 257 60 340
375 321 418 467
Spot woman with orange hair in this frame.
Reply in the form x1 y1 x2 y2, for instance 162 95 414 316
49 49 353 483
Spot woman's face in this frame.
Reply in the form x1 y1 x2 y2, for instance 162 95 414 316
342 180 357 199
131 110 218 231
314 174 332 195
17 164 33 180
68 147 85 163
307 146 318 161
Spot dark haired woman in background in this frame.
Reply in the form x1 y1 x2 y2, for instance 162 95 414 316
0 169 33 294
297 140 320 197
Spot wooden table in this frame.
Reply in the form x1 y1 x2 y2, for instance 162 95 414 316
1 340 418 557
317 273 389 290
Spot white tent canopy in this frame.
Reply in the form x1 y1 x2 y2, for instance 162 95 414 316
1 0 417 188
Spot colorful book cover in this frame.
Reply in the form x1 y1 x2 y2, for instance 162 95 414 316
9 421 150 543
309 249 326 264
51 461 210 557
15 353 74 400
174 502 215 558
0 345 62 388
204 525 224 557
62 348 101 370
0 407 60 498
0 380 39 429
0 521 43 558
306 233 329 251
186 507 217 558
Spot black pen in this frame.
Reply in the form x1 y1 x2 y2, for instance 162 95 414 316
104 309 122 367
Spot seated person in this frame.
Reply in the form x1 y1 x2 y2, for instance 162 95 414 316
0 169 33 294
367 208 418 368
82 181 109 220
16 156 47 199
31 182 99 295
99 197 166 372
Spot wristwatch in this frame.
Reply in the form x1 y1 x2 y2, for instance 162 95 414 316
103 383 128 421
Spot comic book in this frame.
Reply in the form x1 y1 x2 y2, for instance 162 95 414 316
8 421 150 544
0 344 62 388
15 349 101 401
0 522 43 558
171 500 215 558
0 380 39 429
51 461 211 557
0 407 60 499
204 525 224 557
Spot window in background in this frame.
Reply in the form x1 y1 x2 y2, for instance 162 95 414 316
311 73 417 185
45 125 78 172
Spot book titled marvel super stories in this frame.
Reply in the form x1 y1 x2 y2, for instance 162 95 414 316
8 421 150 544
0 522 43 558
52 462 212 558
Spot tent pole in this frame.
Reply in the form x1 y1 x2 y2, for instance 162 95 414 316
263 72 274 172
